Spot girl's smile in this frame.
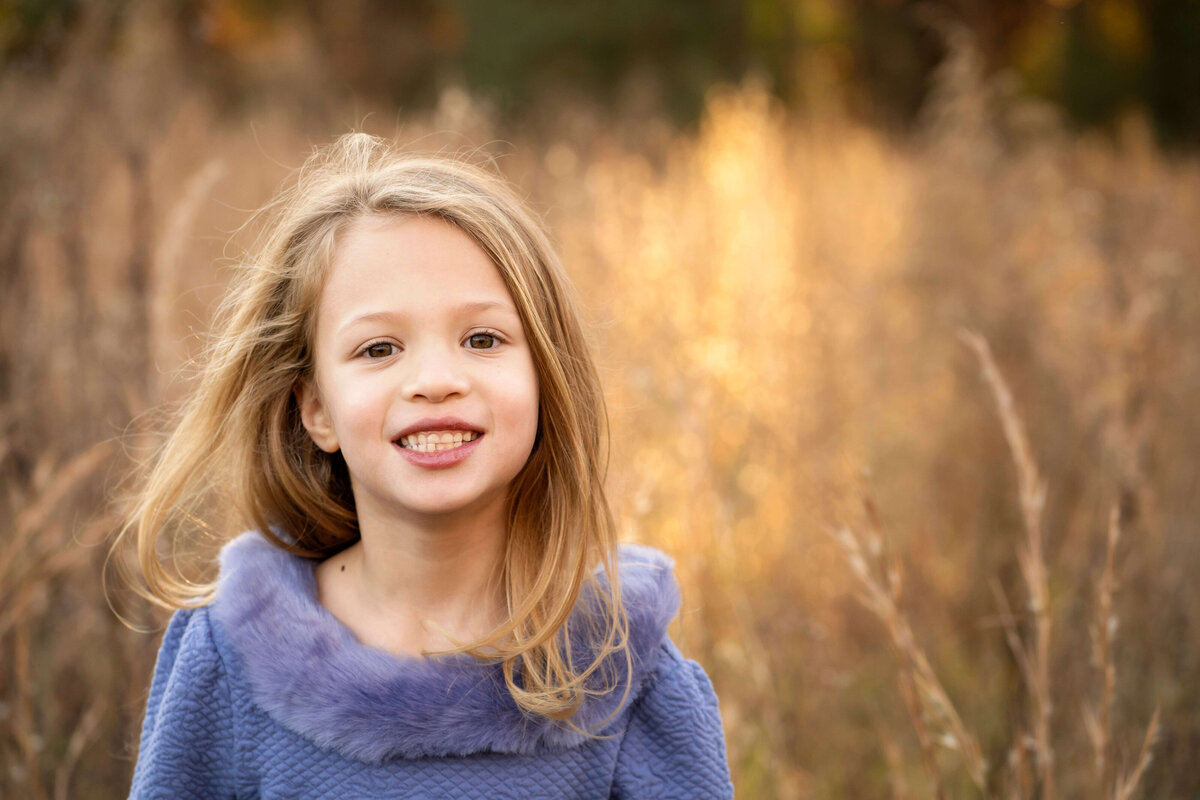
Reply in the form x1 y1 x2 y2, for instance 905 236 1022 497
394 416 483 466
298 214 540 528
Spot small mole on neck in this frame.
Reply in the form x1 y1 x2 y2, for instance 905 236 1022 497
340 565 345 572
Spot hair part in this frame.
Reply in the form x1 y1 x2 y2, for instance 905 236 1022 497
115 133 628 722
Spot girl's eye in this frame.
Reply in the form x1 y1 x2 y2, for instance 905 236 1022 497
364 342 395 358
467 332 499 350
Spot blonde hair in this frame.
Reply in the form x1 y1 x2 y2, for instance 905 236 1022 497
117 133 628 721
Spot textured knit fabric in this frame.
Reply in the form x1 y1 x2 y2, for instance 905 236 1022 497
129 533 733 799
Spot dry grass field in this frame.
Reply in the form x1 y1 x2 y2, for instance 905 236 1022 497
2 12 1199 799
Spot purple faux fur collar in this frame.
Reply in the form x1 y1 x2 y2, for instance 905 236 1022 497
211 532 680 763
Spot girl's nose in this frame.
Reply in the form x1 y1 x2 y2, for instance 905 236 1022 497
401 346 470 403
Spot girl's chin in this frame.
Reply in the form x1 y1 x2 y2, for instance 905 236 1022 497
355 485 511 526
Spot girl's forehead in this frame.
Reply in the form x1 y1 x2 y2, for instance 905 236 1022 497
318 215 520 326
334 214 489 268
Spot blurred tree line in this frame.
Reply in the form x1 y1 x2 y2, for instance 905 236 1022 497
1 0 1197 145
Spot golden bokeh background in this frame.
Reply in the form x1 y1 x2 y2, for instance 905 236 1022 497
2 1 1198 797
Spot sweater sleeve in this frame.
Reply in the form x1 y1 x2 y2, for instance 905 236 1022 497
611 643 734 800
128 608 238 800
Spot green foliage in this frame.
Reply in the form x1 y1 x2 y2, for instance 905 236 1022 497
449 0 746 121
0 0 78 63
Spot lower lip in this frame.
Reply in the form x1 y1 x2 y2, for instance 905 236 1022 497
394 434 483 469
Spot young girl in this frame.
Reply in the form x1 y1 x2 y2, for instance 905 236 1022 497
123 133 732 798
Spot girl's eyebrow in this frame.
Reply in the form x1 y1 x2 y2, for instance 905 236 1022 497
337 301 517 335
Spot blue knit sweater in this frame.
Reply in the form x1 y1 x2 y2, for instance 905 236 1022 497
129 533 733 798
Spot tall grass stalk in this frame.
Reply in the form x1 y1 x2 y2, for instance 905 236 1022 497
837 332 1160 799
960 330 1055 797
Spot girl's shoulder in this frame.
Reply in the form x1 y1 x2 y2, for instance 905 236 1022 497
607 541 682 644
601 548 734 797
148 603 230 685
130 603 240 797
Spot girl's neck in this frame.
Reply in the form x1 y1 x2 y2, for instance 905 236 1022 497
316 505 508 658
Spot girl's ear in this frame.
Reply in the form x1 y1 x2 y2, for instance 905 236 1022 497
296 380 340 453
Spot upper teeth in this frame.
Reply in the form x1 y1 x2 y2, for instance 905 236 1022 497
399 430 479 451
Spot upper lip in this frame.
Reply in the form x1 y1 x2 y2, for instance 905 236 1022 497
394 417 484 441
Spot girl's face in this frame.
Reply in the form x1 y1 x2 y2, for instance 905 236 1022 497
298 214 539 530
